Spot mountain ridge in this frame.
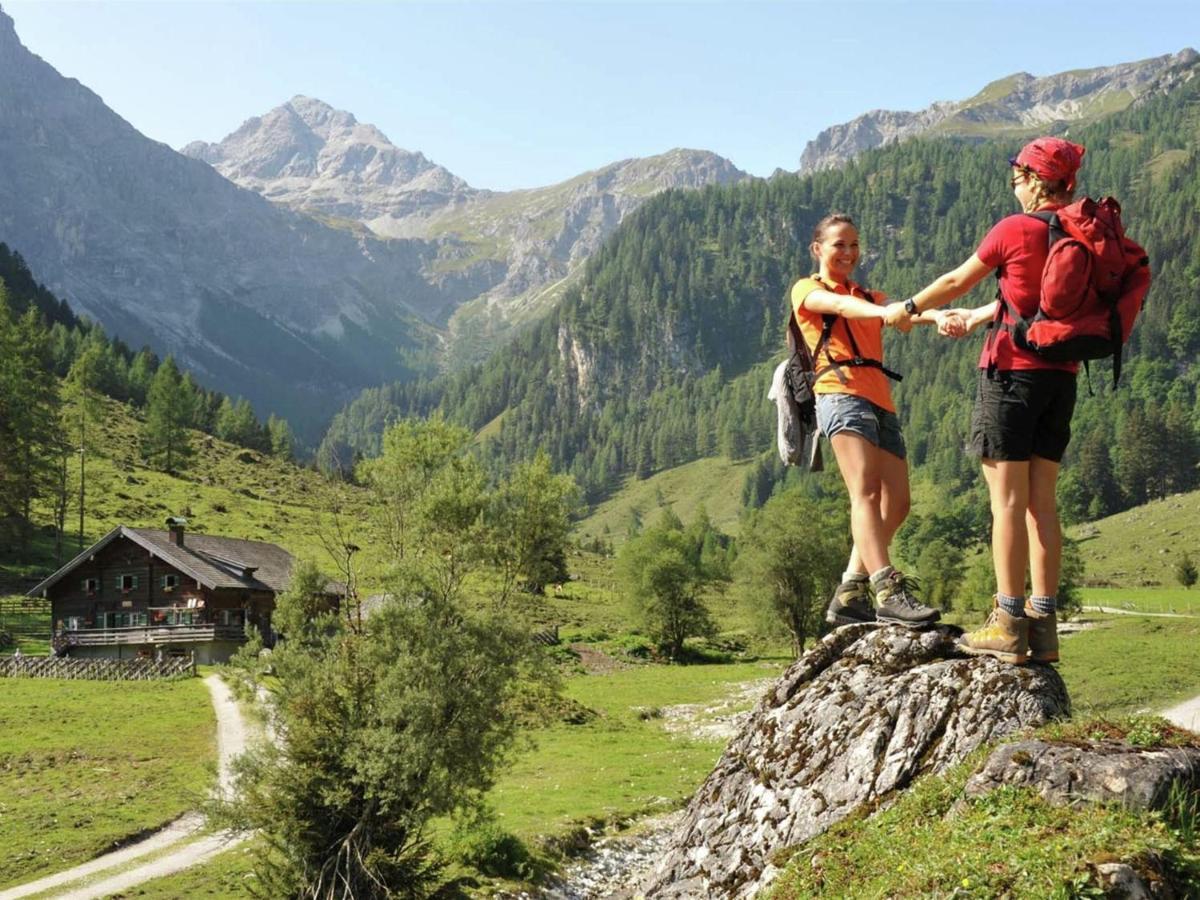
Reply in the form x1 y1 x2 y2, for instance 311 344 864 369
798 48 1199 173
183 97 749 368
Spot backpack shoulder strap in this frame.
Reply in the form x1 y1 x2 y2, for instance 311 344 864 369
1026 209 1066 250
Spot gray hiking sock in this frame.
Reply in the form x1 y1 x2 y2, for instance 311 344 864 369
869 566 896 590
1029 595 1056 615
997 592 1026 617
842 570 869 584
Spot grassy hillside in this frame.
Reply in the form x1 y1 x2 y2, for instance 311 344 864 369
2 392 382 594
1070 488 1200 588
575 456 756 546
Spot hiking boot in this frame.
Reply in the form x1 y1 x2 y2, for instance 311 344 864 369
1024 603 1059 663
957 604 1029 665
873 570 940 628
825 579 875 626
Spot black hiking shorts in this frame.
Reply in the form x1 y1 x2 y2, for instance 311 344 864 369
969 369 1077 463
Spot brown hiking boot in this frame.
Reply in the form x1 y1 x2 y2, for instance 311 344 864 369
1024 603 1059 663
956 604 1029 665
825 579 875 626
873 570 940 628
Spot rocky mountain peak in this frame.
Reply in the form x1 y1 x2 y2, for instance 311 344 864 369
182 96 474 222
799 49 1199 173
1 3 29 60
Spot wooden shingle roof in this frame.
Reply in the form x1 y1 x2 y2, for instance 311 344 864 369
28 526 297 597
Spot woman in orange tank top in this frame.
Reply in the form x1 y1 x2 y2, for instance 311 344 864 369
792 213 942 629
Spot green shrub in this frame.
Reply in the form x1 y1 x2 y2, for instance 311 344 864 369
610 633 656 659
446 810 535 880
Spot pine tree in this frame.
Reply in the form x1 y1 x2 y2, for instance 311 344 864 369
141 357 194 474
0 288 60 553
1176 552 1198 589
60 344 106 555
268 414 296 461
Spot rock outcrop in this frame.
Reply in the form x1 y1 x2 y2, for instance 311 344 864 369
965 737 1200 812
798 49 1199 173
639 624 1070 899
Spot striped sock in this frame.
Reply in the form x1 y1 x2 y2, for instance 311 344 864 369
997 593 1025 617
1029 595 1056 615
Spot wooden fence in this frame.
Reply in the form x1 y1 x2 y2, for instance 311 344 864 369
0 653 195 681
0 595 50 618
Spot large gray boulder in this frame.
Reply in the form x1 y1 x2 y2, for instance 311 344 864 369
640 624 1070 899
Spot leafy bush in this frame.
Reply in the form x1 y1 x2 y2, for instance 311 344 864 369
446 809 536 880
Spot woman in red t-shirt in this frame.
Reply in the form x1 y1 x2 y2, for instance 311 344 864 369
885 137 1087 665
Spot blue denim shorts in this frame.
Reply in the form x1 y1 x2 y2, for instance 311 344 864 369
815 393 907 460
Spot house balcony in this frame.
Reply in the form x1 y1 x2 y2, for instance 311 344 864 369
54 624 248 649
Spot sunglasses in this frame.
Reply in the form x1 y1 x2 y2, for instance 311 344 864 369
1009 168 1032 188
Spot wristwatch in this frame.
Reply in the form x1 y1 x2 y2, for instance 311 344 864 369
903 297 919 315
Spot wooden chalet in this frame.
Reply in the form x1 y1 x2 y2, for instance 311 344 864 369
28 518 298 664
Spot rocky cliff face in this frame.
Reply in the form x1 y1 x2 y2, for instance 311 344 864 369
0 10 487 433
799 49 1200 173
639 624 1071 899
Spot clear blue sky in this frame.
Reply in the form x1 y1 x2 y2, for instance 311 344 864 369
5 1 1197 191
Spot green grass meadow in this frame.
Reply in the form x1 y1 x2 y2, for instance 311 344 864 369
93 610 1200 898
1059 612 1200 717
1080 586 1200 616
485 660 784 840
0 677 216 890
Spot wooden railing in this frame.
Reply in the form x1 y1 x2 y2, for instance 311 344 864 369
55 624 247 647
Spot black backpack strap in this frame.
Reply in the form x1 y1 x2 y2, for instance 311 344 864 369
1027 209 1065 248
1110 304 1124 387
809 281 903 383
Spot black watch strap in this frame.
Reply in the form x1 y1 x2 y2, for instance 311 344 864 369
904 298 919 315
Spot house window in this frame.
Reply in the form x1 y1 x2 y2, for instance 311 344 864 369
66 616 83 631
161 574 179 591
117 574 139 592
81 577 99 595
103 611 147 628
219 609 246 628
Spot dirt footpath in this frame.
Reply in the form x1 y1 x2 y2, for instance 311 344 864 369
0 675 248 900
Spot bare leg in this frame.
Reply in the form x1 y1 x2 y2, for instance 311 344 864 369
981 458 1031 597
877 448 911 551
1026 455 1062 597
829 433 891 574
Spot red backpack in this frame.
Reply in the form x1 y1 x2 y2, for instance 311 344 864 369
989 196 1151 384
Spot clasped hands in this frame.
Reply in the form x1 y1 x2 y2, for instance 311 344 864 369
883 302 972 338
